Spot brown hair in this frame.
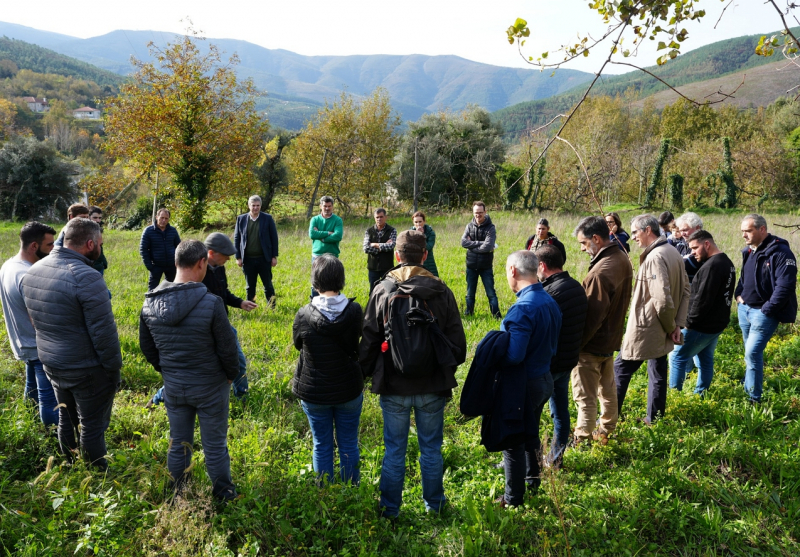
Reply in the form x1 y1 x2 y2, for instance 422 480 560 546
605 212 622 229
67 203 90 219
472 201 486 211
412 211 426 221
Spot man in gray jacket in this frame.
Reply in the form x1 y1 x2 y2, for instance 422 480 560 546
22 218 121 469
139 240 239 501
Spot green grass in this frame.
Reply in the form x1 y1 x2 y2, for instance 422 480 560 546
0 211 798 556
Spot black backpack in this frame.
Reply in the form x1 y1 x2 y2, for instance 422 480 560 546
380 278 438 378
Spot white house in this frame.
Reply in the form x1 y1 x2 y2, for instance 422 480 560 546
23 96 50 113
72 106 102 120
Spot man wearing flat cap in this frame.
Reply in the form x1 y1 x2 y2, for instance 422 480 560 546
146 232 256 408
360 230 467 519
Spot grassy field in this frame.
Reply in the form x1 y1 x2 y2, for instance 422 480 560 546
0 210 799 556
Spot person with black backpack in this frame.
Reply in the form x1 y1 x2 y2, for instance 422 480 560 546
359 230 467 520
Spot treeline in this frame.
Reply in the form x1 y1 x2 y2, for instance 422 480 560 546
504 95 798 212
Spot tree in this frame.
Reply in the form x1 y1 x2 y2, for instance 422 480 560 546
0 136 77 221
104 31 269 229
286 89 399 216
392 107 506 208
253 132 293 212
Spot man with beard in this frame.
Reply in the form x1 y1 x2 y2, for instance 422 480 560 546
571 216 633 446
0 222 59 427
461 201 501 317
668 231 736 395
22 218 121 469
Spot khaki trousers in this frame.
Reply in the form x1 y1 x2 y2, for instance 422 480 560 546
571 352 618 441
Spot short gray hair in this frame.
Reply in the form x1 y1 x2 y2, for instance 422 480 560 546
743 213 767 230
319 195 334 205
63 217 101 248
507 250 539 278
175 240 208 269
677 212 703 229
248 195 262 205
631 214 659 237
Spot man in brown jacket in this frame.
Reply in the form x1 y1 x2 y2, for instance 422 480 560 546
615 214 690 425
571 216 633 446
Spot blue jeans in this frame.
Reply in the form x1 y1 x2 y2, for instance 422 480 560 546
151 325 247 404
465 267 500 316
301 393 363 484
738 303 780 402
47 366 119 470
546 370 571 465
163 381 236 500
379 393 447 517
503 373 553 506
668 328 721 394
25 359 59 426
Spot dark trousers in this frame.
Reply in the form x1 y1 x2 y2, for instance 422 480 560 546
614 354 668 423
148 265 177 291
465 267 500 316
47 366 119 470
368 270 390 295
547 370 571 464
243 255 275 301
503 373 553 506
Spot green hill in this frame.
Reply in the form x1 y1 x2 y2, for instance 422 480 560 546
492 28 800 138
0 37 124 88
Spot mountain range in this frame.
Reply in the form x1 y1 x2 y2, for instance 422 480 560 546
0 21 593 126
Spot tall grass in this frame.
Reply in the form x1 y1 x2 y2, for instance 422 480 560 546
0 211 798 555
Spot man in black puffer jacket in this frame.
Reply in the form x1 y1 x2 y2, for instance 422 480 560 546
139 240 239 501
140 208 181 291
536 245 588 469
461 201 500 317
22 218 121 470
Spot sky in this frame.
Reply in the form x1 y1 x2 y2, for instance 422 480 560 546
0 1 785 74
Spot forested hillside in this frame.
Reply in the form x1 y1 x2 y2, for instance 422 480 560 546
0 37 124 88
493 29 800 138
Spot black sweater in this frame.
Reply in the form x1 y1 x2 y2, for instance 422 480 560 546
686 253 736 334
541 271 589 374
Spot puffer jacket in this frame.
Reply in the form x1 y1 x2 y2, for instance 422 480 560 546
292 299 364 405
140 224 181 270
359 265 467 396
21 246 121 373
139 281 238 388
461 215 496 270
541 271 588 374
620 237 690 361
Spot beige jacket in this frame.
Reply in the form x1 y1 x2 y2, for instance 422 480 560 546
620 237 690 360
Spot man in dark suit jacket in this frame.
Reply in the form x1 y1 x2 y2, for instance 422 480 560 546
234 195 279 307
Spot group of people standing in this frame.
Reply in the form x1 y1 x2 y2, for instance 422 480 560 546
0 196 795 515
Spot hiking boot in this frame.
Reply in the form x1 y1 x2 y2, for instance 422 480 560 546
592 430 609 446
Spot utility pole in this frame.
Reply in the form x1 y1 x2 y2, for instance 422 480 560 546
413 140 418 212
151 168 159 224
306 149 328 219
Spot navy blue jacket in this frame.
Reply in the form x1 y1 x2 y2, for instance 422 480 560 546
139 224 181 270
735 234 798 324
234 212 279 261
500 282 562 378
459 330 527 452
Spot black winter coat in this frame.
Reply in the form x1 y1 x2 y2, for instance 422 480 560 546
461 215 496 270
139 282 238 388
525 232 567 264
22 247 122 373
292 299 364 405
139 224 181 270
203 264 244 315
542 271 589 375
